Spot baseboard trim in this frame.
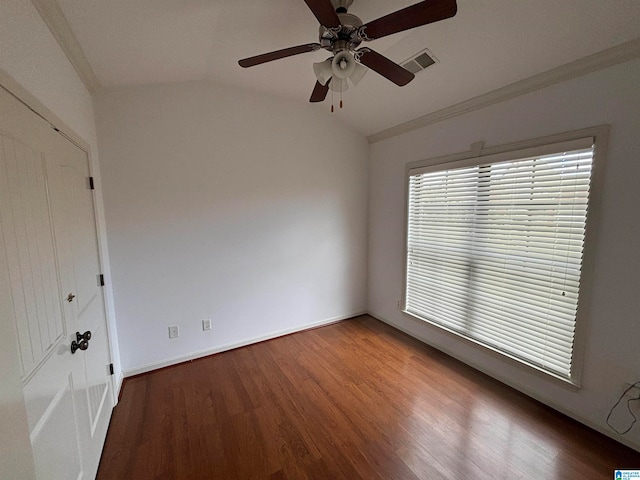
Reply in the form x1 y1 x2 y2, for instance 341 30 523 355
367 310 640 454
123 312 366 378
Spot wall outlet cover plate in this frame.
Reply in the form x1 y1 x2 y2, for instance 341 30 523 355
168 325 179 338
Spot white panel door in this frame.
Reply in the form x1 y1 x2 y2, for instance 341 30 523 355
0 85 113 479
46 127 114 474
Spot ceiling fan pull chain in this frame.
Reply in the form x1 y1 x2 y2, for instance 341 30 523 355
331 86 334 113
340 88 343 109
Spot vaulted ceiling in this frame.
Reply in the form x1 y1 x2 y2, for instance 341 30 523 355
51 0 640 137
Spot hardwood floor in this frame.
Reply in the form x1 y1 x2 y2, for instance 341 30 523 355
97 315 640 479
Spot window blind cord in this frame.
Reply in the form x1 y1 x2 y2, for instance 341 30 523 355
606 381 640 435
561 158 580 298
552 157 580 362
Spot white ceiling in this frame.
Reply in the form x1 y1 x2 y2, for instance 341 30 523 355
55 0 640 137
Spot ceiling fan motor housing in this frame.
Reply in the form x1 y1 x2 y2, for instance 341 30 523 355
319 12 363 53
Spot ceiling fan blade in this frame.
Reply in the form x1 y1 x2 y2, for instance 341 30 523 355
357 49 414 86
361 0 457 40
239 43 321 68
310 79 330 102
303 0 342 28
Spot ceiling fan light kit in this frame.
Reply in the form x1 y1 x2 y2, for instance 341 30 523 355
238 0 457 105
313 58 334 86
331 50 356 79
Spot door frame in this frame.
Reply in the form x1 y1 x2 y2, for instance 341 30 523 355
0 68 120 404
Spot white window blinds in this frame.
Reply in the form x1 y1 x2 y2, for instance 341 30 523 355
406 139 594 379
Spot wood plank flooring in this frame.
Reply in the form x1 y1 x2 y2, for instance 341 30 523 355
97 315 640 479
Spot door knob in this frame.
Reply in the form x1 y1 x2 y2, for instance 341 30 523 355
71 338 88 354
66 293 76 302
70 331 92 354
76 331 92 342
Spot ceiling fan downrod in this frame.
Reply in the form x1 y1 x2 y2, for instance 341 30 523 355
331 0 354 14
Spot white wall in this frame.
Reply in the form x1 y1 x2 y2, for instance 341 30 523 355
368 58 640 451
0 0 119 477
95 81 369 374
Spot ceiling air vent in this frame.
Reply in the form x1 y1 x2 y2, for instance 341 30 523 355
401 48 438 75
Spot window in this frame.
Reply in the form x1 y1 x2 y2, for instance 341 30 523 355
404 133 604 383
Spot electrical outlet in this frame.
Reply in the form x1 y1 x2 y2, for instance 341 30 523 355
168 325 179 339
396 299 402 309
202 318 212 331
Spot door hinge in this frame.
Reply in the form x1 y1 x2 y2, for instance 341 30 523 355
89 176 95 190
109 363 114 375
99 274 105 286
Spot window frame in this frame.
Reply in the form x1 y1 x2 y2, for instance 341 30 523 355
401 126 610 387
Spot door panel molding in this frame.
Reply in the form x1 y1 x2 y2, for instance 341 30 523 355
0 129 67 381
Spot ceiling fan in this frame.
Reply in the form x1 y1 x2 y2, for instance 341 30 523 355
238 0 457 104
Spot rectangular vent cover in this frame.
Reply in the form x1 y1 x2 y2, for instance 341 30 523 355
401 48 438 74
